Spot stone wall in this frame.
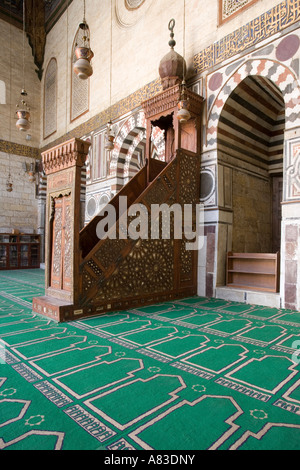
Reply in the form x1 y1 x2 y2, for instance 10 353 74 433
0 152 38 234
232 170 272 253
281 131 300 310
0 18 41 241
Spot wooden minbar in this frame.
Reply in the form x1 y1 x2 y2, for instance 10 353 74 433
33 21 204 323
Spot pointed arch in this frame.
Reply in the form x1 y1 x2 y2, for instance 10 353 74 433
206 59 300 151
109 110 165 186
218 74 285 174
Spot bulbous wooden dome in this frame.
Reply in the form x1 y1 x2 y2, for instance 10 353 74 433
159 19 186 90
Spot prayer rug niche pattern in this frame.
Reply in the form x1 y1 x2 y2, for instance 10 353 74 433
1 269 300 450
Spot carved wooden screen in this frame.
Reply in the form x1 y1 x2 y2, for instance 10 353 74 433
50 194 72 292
219 0 258 25
44 58 57 139
0 80 6 104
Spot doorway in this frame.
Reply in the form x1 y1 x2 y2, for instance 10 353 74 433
217 74 285 290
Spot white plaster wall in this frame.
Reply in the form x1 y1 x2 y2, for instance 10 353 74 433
41 0 282 147
0 18 41 148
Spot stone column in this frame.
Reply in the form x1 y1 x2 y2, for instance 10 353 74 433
281 133 300 311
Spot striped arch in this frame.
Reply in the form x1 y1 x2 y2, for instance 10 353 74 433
123 128 147 180
109 111 165 183
206 59 300 151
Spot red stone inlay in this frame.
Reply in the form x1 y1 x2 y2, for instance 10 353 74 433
276 34 300 62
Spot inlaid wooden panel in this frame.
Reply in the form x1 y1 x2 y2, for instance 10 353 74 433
50 194 72 292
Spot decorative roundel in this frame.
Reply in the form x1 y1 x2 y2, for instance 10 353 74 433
125 0 146 9
208 72 223 92
276 34 300 62
116 0 152 28
200 170 215 202
87 197 97 218
100 194 110 207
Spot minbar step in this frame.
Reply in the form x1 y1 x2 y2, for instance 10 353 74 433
33 289 197 323
32 296 75 323
33 296 115 323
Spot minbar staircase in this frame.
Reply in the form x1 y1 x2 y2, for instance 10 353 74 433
33 84 203 322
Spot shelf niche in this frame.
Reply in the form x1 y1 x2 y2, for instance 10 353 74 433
226 252 280 293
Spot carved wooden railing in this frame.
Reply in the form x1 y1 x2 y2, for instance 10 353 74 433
78 148 200 315
79 158 166 259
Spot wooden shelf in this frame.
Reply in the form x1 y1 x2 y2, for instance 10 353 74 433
226 252 280 293
0 233 40 270
227 270 275 275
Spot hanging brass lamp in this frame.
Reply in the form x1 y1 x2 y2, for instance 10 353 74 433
16 1 31 132
105 1 115 152
16 89 31 132
176 1 191 124
73 1 94 80
177 80 191 123
105 120 115 151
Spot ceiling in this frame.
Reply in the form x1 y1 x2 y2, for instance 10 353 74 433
0 0 71 31
0 0 73 79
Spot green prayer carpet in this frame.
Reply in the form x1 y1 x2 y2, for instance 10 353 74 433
1 269 300 450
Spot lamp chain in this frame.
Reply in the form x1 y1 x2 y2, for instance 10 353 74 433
110 0 113 114
183 0 186 81
22 0 26 90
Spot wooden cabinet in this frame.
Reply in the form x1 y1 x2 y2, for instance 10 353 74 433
0 234 40 270
226 252 280 293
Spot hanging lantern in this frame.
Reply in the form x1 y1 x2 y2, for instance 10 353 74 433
177 99 191 123
177 3 191 125
16 89 31 132
105 2 114 153
28 162 36 183
177 81 191 123
6 182 13 193
16 3 32 132
16 109 31 131
74 18 94 80
74 45 94 80
105 121 115 151
6 172 13 193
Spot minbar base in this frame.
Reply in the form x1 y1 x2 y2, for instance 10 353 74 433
32 288 197 323
32 296 75 323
